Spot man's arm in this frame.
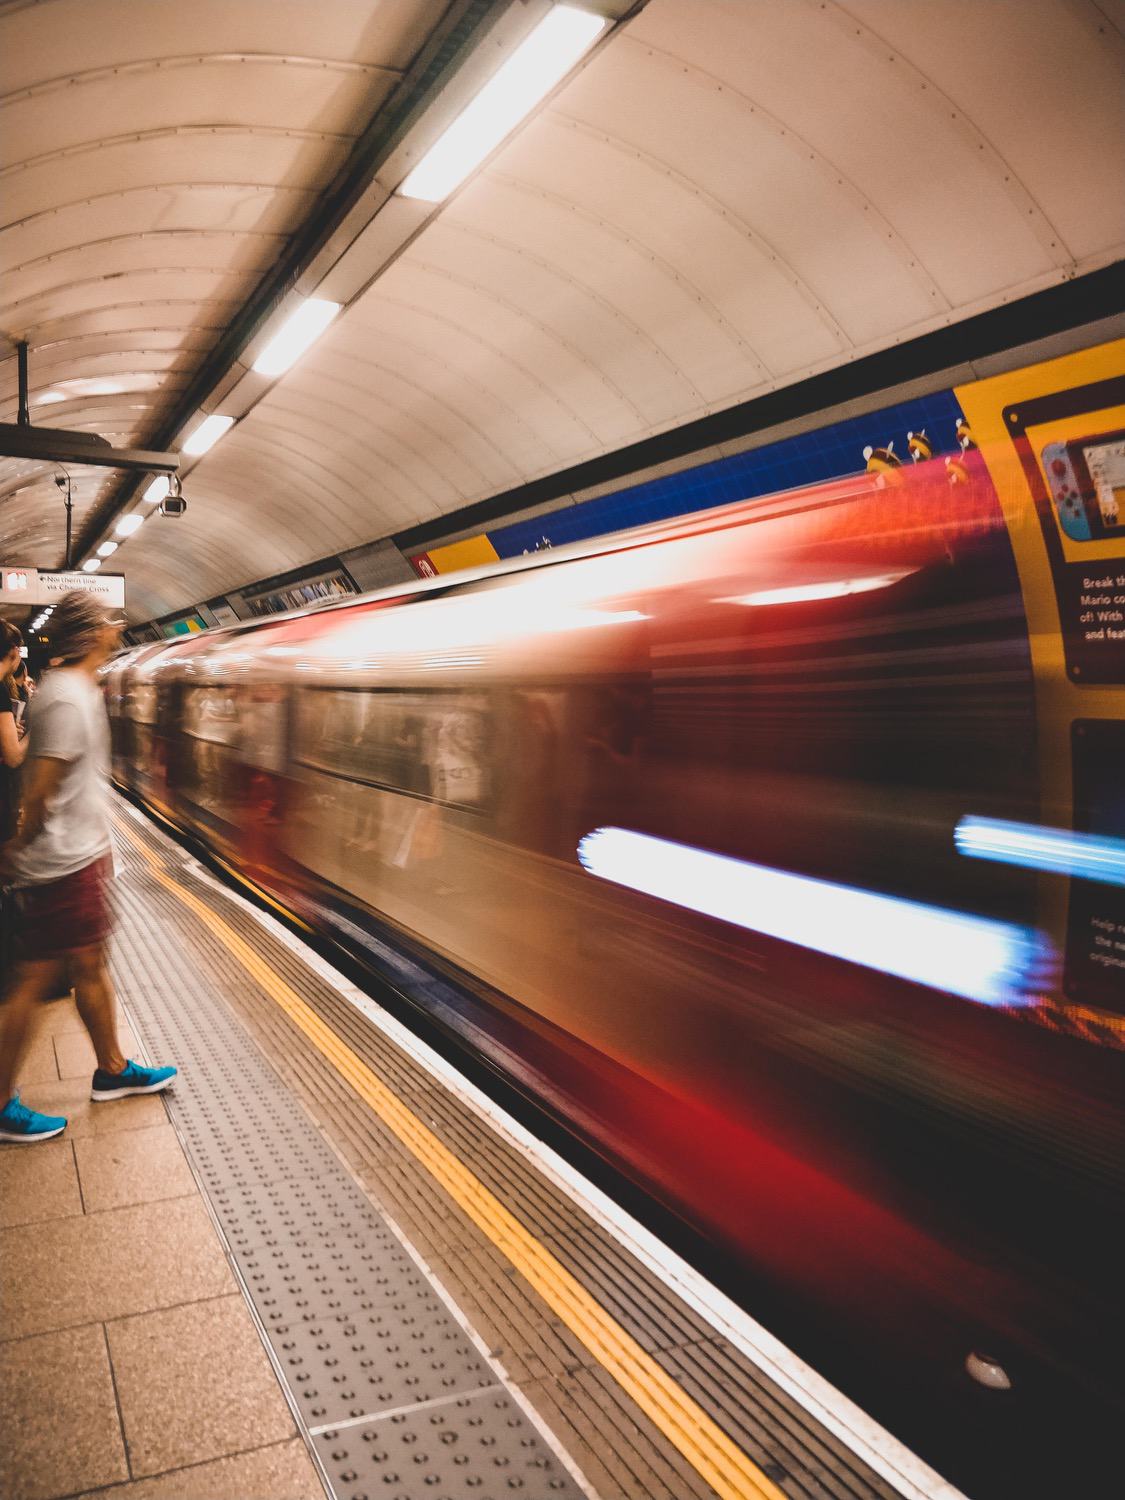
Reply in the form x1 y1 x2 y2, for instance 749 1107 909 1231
12 755 67 847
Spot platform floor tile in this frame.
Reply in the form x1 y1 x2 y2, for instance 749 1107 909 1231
72 1121 197 1214
70 1438 323 1500
0 1323 128 1500
106 1294 298 1477
0 1137 82 1229
0 1196 235 1342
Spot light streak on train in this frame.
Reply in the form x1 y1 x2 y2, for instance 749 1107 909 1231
955 816 1125 887
578 827 1049 1007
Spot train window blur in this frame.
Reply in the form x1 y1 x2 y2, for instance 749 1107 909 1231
127 681 157 725
181 686 240 746
180 685 242 826
295 688 490 811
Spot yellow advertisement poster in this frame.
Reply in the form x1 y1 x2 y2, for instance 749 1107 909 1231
957 339 1125 1032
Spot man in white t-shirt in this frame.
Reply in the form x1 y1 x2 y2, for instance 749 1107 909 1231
0 592 177 1142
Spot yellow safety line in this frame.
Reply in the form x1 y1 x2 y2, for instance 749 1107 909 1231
114 812 787 1500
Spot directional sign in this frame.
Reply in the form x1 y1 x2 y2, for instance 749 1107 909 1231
0 567 125 609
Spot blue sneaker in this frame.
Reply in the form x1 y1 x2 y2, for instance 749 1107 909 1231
91 1059 178 1102
0 1093 68 1143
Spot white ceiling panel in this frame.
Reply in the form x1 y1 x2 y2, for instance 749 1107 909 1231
1 0 441 580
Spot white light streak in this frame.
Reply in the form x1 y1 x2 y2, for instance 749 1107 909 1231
143 476 170 504
400 6 606 203
726 572 913 608
252 298 341 377
955 816 1125 887
181 413 234 456
578 827 1048 1008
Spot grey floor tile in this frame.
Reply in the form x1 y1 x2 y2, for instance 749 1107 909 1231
0 1138 83 1229
54 1024 140 1081
69 1438 325 1500
15 1033 59 1088
74 1122 196 1214
0 1196 233 1341
0 1323 128 1500
107 1294 296 1477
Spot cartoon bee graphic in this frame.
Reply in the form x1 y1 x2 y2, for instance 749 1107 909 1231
907 430 932 463
863 441 903 485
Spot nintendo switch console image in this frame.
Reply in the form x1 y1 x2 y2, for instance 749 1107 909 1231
1042 430 1125 542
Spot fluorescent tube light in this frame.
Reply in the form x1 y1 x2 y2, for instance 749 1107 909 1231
115 513 145 538
182 413 234 457
97 541 119 558
400 5 606 202
252 298 341 377
143 476 170 504
82 558 102 573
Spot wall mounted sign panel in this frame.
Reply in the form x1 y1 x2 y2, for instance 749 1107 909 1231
1 567 125 609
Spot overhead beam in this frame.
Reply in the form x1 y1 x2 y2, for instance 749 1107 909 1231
0 422 180 474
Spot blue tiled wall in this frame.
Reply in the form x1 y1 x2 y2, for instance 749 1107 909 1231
489 388 964 558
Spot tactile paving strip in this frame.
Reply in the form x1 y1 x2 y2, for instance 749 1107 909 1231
313 1393 580 1498
111 865 585 1499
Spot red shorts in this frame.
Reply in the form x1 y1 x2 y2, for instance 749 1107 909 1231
17 855 113 961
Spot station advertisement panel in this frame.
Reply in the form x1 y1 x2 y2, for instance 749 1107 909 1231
957 339 1125 1030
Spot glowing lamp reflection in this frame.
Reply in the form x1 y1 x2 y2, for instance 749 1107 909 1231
955 816 1125 887
578 827 1049 1008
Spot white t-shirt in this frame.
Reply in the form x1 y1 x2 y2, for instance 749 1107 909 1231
11 668 112 885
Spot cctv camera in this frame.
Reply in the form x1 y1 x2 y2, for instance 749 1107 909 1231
159 494 187 517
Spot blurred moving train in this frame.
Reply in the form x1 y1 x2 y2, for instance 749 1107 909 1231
105 455 1124 1497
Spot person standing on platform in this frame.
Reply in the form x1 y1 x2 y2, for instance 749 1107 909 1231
0 621 29 849
0 592 177 1143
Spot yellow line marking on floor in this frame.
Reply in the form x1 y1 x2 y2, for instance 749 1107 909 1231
114 812 787 1500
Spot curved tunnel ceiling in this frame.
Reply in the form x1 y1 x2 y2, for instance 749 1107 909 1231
2 0 1124 623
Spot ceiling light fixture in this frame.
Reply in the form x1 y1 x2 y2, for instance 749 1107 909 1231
252 297 341 377
143 475 169 504
97 541 119 558
82 558 102 573
181 413 234 457
115 513 145 538
400 4 606 203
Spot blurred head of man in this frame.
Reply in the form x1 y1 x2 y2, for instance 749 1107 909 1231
45 592 123 672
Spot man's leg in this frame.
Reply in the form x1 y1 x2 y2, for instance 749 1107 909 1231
0 957 66 1104
71 939 178 1102
70 942 126 1076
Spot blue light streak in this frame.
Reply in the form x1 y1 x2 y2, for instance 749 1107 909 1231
577 827 1050 1007
955 816 1125 888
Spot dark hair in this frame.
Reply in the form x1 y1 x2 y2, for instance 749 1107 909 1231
0 620 22 657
